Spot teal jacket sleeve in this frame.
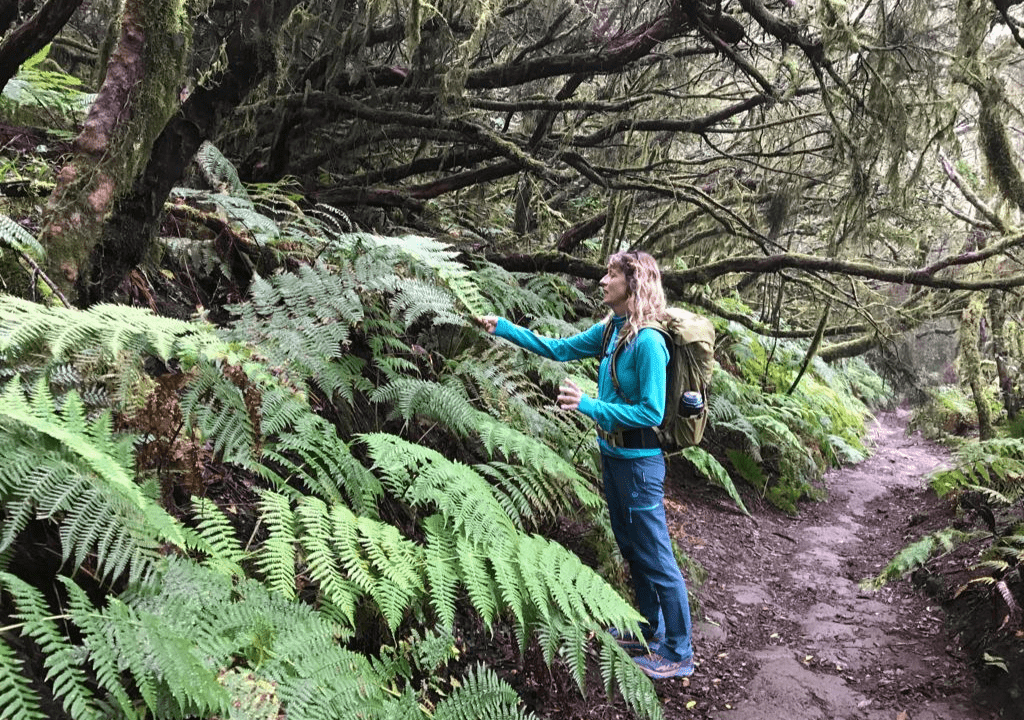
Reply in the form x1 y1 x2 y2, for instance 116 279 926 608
493 318 605 361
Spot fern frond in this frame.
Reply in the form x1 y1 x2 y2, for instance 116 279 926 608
180 362 258 466
225 265 368 403
594 631 663 720
255 490 298 599
0 294 221 376
0 214 43 260
0 573 102 718
332 233 490 316
0 636 47 720
433 664 537 720
187 496 247 577
680 446 749 515
422 515 461 629
929 438 1024 498
361 432 517 541
195 141 248 198
863 528 986 589
259 411 383 514
0 380 184 577
391 279 467 328
293 496 360 627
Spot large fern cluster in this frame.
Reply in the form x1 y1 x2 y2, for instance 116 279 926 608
0 200 894 717
0 231 665 719
868 438 1024 609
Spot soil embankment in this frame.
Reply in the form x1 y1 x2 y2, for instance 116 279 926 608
657 408 1002 720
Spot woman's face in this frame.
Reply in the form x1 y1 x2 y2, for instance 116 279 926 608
600 264 630 313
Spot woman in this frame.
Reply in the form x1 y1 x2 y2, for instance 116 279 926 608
477 251 695 679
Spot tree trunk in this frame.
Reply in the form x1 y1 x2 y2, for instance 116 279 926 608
988 291 1020 420
38 0 190 306
959 297 994 440
0 0 84 92
83 0 305 305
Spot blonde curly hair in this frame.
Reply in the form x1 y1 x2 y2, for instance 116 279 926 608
605 250 666 343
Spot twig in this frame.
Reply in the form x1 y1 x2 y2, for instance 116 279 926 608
21 251 71 308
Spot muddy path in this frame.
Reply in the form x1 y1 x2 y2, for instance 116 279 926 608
653 407 1001 720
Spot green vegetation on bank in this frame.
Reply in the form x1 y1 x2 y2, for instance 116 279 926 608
1 198 891 718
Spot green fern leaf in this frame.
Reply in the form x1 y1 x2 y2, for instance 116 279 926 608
864 528 985 589
422 515 460 629
681 446 749 515
255 491 298 599
0 379 185 552
187 497 247 577
434 664 536 720
0 635 46 720
0 214 43 259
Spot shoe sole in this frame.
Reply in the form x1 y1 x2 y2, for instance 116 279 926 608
637 664 694 679
634 656 694 679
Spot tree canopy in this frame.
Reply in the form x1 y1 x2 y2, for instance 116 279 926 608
0 1 1019 380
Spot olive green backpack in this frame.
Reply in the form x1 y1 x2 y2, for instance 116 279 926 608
601 307 716 449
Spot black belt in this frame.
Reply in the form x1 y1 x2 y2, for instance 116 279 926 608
597 426 661 449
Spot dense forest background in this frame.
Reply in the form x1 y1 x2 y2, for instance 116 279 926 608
1 1 1023 718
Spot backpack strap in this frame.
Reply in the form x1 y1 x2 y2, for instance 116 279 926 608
602 322 667 405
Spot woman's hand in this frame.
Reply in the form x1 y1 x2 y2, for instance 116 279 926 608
557 379 583 411
476 315 499 334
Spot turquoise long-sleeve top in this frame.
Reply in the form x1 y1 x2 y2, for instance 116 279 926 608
494 316 668 458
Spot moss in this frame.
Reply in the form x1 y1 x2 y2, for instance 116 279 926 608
0 249 33 298
41 0 197 303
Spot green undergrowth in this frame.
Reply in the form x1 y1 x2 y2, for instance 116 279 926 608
866 436 1023 607
706 317 885 513
907 384 1003 442
1 179 891 718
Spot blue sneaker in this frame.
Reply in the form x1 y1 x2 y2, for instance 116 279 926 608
634 652 695 679
607 627 662 653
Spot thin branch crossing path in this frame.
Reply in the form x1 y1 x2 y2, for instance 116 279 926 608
655 409 1001 719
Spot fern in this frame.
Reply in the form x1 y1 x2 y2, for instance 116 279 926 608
433 664 537 720
0 214 43 260
186 496 247 577
680 446 749 515
863 528 985 589
224 265 368 404
928 438 1024 497
258 411 383 514
179 362 259 466
0 636 46 720
370 379 599 516
325 232 490 316
195 141 248 198
0 380 184 578
1 45 92 125
359 433 651 702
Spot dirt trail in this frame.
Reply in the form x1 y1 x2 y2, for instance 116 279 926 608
660 408 1000 720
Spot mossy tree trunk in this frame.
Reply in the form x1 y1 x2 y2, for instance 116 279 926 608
82 0 304 305
959 297 994 440
988 291 1020 420
37 0 191 307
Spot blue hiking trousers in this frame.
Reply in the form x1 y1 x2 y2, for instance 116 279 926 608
601 452 694 662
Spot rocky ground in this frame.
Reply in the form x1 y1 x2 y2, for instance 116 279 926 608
646 406 1003 720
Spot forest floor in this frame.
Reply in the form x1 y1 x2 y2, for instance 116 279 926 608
554 406 1011 720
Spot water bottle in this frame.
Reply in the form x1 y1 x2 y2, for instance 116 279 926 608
680 391 704 417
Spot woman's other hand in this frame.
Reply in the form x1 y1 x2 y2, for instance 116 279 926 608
557 379 583 411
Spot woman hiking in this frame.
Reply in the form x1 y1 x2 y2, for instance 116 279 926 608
476 250 695 680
